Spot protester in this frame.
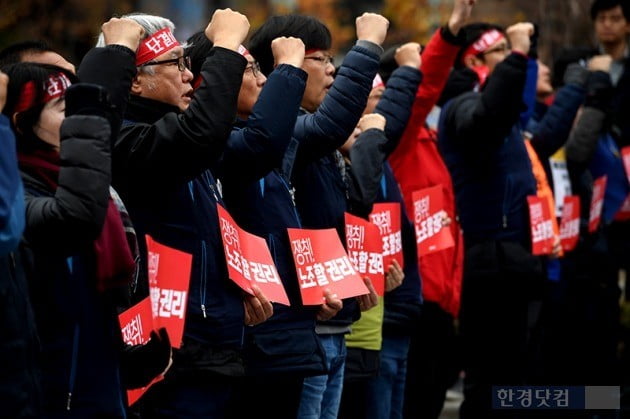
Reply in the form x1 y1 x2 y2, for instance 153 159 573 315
1 62 131 416
437 21 545 419
96 9 271 417
187 30 331 419
247 13 389 419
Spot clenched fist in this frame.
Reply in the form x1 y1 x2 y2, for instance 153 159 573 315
506 22 534 55
101 18 145 52
356 13 389 46
272 36 306 68
395 42 422 69
205 8 250 52
358 113 386 132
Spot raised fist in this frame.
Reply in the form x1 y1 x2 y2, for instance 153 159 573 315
356 13 389 46
506 22 534 55
205 8 250 51
395 42 422 69
448 0 477 35
358 113 386 132
271 36 306 68
588 54 613 73
101 18 145 52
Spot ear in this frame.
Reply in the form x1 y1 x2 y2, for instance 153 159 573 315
11 112 23 134
131 74 143 95
463 54 483 70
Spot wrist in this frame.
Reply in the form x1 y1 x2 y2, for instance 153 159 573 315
511 48 529 57
211 38 241 51
448 18 463 36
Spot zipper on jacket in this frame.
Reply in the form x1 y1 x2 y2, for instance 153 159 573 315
203 171 219 201
67 324 80 411
187 183 208 318
200 240 208 318
502 176 512 229
278 175 302 228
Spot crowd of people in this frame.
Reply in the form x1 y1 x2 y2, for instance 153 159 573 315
0 0 628 417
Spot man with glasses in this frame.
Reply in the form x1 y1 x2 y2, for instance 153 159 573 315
248 12 388 419
437 22 543 419
95 9 269 418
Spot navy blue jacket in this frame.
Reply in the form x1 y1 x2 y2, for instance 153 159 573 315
0 114 40 417
220 65 327 376
113 48 248 359
19 115 125 416
0 115 24 254
438 53 536 247
291 44 381 328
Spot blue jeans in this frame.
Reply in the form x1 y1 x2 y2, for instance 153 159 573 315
298 333 347 419
366 335 411 419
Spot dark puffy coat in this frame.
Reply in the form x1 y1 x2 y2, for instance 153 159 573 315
113 48 248 373
438 53 537 247
220 64 329 376
19 114 126 416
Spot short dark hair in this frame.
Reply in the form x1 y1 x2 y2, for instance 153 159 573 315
454 22 505 68
590 0 630 21
1 62 77 152
248 15 332 76
379 44 402 84
0 40 54 67
186 31 215 80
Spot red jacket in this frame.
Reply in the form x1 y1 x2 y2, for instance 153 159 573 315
388 28 463 318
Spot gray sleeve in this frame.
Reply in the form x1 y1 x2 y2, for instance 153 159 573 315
565 107 606 164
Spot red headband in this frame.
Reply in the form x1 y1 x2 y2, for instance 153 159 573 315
461 29 505 64
136 28 180 66
238 45 251 57
13 72 72 113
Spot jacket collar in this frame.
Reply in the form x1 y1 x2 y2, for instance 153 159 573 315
125 94 180 124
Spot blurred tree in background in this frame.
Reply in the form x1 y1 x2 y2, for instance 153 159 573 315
0 0 595 77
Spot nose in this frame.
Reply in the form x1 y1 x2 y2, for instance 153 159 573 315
182 67 193 83
257 72 267 87
326 61 335 76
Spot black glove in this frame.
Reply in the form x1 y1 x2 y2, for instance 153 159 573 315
64 83 114 119
120 327 172 389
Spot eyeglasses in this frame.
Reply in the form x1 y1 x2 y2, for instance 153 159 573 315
304 54 335 66
245 61 262 77
140 55 191 72
482 43 510 56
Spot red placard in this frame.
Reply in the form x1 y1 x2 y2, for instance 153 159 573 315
345 213 385 296
621 146 630 184
217 205 290 306
146 235 192 349
369 203 404 269
527 195 555 255
588 175 607 233
412 185 454 256
118 297 163 406
288 228 370 305
559 195 581 252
